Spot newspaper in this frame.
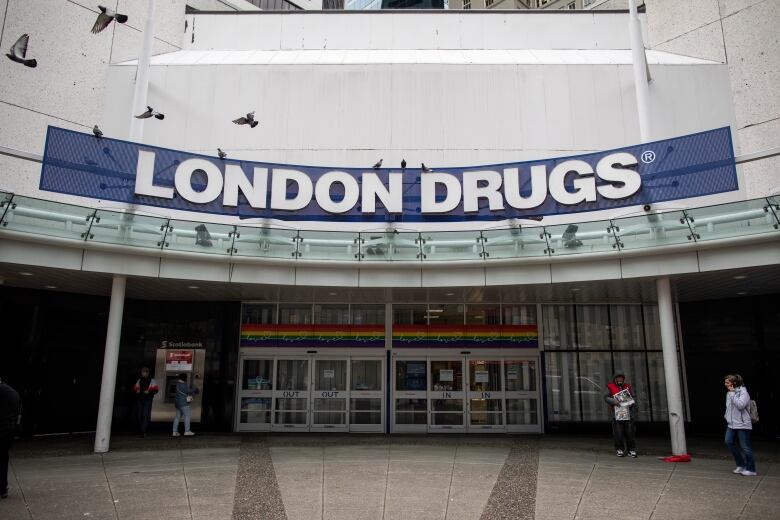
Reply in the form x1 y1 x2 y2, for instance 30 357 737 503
612 388 635 421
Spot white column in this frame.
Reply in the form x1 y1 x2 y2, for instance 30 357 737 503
656 277 687 455
94 276 127 453
629 0 652 142
129 0 156 142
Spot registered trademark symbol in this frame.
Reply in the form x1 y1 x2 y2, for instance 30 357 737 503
641 150 656 163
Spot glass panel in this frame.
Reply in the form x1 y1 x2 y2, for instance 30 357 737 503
612 210 692 250
543 305 576 350
643 305 662 350
393 304 428 325
469 399 504 426
312 399 346 425
276 359 309 390
578 352 612 421
242 359 273 390
164 219 235 255
297 230 360 260
431 360 463 391
431 399 463 425
612 352 650 421
90 210 167 249
544 220 618 256
685 199 780 241
240 397 271 424
315 360 347 391
427 303 463 325
351 360 382 391
507 399 538 425
314 304 349 324
279 304 312 324
275 398 308 410
1 196 95 240
466 305 500 325
575 305 610 350
242 304 277 325
350 398 382 424
420 230 483 261
469 360 501 391
275 411 307 424
505 360 536 392
502 305 537 326
232 226 298 259
351 305 385 325
647 352 668 422
395 399 427 424
360 231 422 261
481 227 549 259
610 305 645 350
396 360 427 391
544 352 580 421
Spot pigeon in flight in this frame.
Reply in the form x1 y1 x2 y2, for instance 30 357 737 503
421 163 432 173
233 111 259 128
401 159 406 170
92 5 128 34
93 125 103 138
218 148 227 160
372 159 383 170
135 106 165 120
6 34 37 68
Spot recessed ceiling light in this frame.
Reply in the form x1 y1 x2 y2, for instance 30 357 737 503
737 291 748 296
188 285 199 289
570 288 581 292
19 272 33 276
445 292 455 296
733 275 747 280
44 285 57 289
328 292 338 296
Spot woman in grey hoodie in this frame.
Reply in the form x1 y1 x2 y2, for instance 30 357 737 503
724 374 756 476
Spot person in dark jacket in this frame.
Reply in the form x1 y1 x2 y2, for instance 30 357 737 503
132 367 159 436
172 373 198 437
604 370 637 458
0 378 21 499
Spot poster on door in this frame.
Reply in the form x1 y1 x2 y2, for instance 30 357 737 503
166 350 193 371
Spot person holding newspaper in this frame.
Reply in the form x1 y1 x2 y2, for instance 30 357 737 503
604 370 637 458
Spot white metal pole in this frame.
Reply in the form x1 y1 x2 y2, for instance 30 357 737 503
628 0 652 142
129 0 157 142
94 275 127 453
656 277 687 455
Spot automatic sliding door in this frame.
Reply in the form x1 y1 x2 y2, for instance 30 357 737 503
467 359 504 431
350 358 383 432
273 358 310 431
394 359 427 432
236 358 273 431
429 359 465 432
505 359 541 433
311 358 348 431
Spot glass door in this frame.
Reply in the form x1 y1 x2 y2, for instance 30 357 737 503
350 358 384 432
236 358 274 431
311 358 348 431
272 358 310 431
467 358 504 432
504 359 541 433
428 359 465 432
393 358 428 432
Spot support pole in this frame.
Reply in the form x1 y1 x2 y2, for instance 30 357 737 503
129 0 156 142
94 275 127 453
628 0 652 142
656 277 687 455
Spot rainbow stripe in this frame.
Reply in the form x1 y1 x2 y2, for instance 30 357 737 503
240 324 385 348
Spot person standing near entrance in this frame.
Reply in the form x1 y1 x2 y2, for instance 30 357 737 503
0 378 21 499
604 370 637 458
132 367 159 436
724 374 756 476
172 373 198 437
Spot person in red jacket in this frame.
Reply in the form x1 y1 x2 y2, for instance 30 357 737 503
132 367 159 436
604 370 637 458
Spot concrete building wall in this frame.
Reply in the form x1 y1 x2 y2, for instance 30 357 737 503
646 0 780 198
186 0 263 10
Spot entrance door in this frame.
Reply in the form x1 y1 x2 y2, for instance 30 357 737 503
236 358 274 431
350 358 384 432
428 358 466 432
467 358 505 432
272 358 310 431
504 359 541 433
310 358 348 432
393 358 428 432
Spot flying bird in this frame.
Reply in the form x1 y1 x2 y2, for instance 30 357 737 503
218 148 227 160
135 106 165 120
92 125 103 138
421 163 432 173
372 159 383 170
232 111 258 128
401 159 406 170
6 34 37 68
91 5 128 34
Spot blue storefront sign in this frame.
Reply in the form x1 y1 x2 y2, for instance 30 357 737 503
39 126 737 223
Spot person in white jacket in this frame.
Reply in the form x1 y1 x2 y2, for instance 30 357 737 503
724 374 756 476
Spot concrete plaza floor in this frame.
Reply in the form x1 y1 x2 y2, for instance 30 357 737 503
1 433 778 520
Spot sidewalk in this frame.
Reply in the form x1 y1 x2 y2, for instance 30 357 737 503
1 433 778 520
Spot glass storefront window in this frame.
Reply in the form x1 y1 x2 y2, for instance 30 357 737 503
469 360 501 392
314 304 349 324
643 305 662 349
430 360 463 391
612 352 651 421
279 304 312 325
242 303 276 324
543 305 575 350
466 305 500 325
314 360 347 391
575 305 610 350
352 360 382 391
610 305 645 350
647 352 669 422
393 304 428 325
242 360 272 390
428 304 463 325
396 360 427 391
276 359 308 390
578 352 612 421
505 360 536 392
352 304 385 325
502 305 537 326
544 352 580 421
240 397 271 424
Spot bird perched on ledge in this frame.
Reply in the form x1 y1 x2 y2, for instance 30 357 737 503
372 159 383 170
93 125 103 138
218 148 227 160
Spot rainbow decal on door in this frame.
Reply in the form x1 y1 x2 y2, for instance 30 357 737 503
392 324 538 348
240 324 385 348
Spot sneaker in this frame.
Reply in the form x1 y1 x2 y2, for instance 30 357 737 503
616 450 625 457
733 466 745 474
183 431 195 436
629 451 637 458
172 432 181 437
740 470 757 476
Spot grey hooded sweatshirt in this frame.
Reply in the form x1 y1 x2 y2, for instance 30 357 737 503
724 386 752 430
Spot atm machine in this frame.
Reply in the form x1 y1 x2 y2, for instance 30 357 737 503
151 348 206 422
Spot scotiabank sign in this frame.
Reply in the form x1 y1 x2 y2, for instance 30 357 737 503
39 126 737 222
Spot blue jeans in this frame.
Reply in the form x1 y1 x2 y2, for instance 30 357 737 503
725 428 756 472
173 405 192 433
